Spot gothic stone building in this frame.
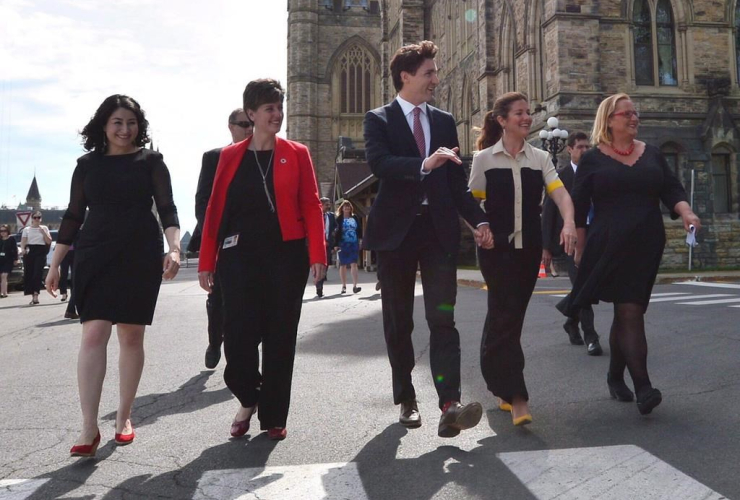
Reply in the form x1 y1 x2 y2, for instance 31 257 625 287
287 0 740 269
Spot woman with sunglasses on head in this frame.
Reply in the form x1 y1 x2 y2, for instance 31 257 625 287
45 94 180 457
20 211 52 304
199 78 326 441
557 93 699 415
0 224 19 298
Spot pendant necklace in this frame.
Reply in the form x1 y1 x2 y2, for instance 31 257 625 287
253 148 276 213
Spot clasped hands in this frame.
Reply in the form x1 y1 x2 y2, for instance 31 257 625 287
474 224 494 249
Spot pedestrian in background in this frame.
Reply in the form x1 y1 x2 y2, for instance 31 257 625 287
58 240 74 303
541 131 603 355
469 92 577 427
316 197 336 298
21 211 52 305
0 224 19 298
198 78 326 441
334 200 362 294
191 108 253 369
557 93 699 415
45 94 181 457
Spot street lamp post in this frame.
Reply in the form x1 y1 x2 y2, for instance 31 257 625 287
539 117 569 169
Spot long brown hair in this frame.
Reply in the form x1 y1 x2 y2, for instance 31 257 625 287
336 200 354 218
476 92 528 150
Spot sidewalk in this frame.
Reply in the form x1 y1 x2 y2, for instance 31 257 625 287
456 268 740 289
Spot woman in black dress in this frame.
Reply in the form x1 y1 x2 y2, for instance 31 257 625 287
0 224 19 298
558 93 700 415
45 95 181 456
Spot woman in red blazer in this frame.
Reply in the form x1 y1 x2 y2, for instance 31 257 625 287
198 79 326 441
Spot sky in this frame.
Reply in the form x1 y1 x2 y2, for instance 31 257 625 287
0 0 289 235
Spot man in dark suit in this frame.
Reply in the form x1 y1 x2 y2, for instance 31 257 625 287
542 131 602 356
363 41 493 437
316 197 336 298
189 108 252 369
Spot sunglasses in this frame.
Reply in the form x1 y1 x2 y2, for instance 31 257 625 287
611 110 640 119
230 121 253 129
32 216 42 219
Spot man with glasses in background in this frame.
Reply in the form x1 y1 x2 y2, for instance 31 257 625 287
189 108 253 369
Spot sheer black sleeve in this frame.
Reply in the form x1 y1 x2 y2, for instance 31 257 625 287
58 158 89 245
656 147 688 220
571 149 596 228
149 152 179 230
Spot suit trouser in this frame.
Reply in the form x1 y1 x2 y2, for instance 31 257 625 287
59 249 74 295
479 247 541 404
565 254 598 343
206 273 223 348
376 212 461 409
217 240 308 429
23 245 46 295
316 241 332 291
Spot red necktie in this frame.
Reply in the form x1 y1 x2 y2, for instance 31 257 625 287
413 107 426 158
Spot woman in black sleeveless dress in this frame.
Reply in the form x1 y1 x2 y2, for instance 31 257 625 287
46 95 181 456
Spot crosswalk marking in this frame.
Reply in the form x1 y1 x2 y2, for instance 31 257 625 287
677 282 740 290
649 292 691 297
648 293 733 303
677 297 740 305
0 479 49 499
498 445 725 500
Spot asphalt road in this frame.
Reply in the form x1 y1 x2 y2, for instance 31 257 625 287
0 266 737 499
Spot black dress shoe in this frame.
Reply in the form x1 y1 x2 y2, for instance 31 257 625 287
438 401 483 438
399 400 421 428
353 286 362 293
563 321 584 345
636 387 662 415
205 344 222 370
607 373 634 402
316 284 324 298
587 339 603 356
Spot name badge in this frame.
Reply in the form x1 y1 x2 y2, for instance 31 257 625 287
222 234 239 249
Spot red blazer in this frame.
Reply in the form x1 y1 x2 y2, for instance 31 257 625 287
198 136 326 273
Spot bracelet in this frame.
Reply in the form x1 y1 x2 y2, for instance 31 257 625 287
170 248 181 253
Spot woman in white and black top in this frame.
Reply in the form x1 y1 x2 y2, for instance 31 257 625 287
21 211 52 304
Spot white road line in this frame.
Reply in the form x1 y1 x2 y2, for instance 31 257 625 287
649 294 733 303
676 281 740 289
498 445 724 500
677 297 740 306
551 294 568 298
194 463 368 500
0 479 49 499
650 292 692 297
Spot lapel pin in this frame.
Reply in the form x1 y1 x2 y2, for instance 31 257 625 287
280 158 287 164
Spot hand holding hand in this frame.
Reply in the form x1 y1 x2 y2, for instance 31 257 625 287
473 224 494 249
423 146 462 172
198 271 214 293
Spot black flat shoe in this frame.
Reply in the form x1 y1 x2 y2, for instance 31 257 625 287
341 286 346 294
607 373 634 402
563 321 584 345
587 340 603 356
636 387 662 415
352 286 361 293
205 344 221 370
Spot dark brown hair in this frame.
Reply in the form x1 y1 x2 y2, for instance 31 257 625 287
567 131 589 147
243 79 285 112
80 95 150 152
0 224 9 233
390 41 438 92
475 92 528 151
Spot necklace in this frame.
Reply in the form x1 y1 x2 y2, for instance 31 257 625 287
252 149 276 213
611 141 635 156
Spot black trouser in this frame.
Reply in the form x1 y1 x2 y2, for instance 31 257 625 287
217 240 308 429
479 247 541 404
376 213 461 409
23 245 47 295
316 240 332 292
565 254 598 343
59 249 74 295
206 273 223 348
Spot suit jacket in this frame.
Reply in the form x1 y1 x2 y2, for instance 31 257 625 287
188 147 222 252
542 163 575 254
324 211 337 247
362 100 487 254
198 136 326 273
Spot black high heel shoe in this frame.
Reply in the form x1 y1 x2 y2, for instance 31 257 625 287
636 387 662 415
607 373 634 402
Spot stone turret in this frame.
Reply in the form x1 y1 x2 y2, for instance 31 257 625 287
24 176 41 210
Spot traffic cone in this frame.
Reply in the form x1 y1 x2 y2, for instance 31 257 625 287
538 261 547 278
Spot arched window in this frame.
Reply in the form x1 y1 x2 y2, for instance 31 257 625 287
633 0 678 86
339 45 374 114
502 8 516 92
711 146 733 213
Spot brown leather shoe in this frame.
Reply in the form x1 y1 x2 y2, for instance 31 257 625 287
438 401 483 438
399 400 421 428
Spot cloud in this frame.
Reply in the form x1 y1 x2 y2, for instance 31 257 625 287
0 0 288 233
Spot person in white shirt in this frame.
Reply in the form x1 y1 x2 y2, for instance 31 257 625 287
20 211 52 304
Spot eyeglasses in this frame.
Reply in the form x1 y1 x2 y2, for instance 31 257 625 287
611 110 640 119
230 121 253 129
32 216 42 220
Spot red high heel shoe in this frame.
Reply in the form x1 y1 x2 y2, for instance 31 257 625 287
114 426 135 445
230 406 256 438
267 427 287 441
70 431 101 457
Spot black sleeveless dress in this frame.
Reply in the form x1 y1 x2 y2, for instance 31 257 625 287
57 149 179 325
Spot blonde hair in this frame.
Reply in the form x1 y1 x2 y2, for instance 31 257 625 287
591 93 631 145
